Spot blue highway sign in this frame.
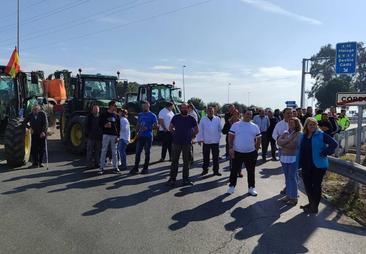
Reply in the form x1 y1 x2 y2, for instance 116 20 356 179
336 42 357 74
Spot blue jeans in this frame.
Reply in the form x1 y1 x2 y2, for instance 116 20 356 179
118 139 128 170
282 162 298 199
134 136 153 170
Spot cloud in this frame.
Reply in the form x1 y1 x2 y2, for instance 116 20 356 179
151 65 176 70
253 66 301 79
241 0 322 25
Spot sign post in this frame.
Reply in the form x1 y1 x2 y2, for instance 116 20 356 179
336 93 364 163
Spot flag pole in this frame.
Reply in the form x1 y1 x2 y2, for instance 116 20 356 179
17 0 20 54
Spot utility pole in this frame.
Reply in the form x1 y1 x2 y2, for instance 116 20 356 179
300 58 311 108
182 65 186 101
227 83 231 103
17 0 20 53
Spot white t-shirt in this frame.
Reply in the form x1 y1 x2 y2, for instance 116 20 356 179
158 107 174 131
119 117 130 142
272 120 289 141
229 121 261 153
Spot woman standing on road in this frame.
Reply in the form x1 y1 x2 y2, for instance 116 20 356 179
277 117 302 206
299 118 338 214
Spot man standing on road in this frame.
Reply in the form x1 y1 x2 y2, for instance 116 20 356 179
267 109 278 161
130 101 157 175
158 102 175 162
253 108 270 162
86 105 102 169
227 109 261 196
166 103 198 187
99 101 120 174
196 106 222 176
25 104 48 168
272 107 293 195
222 104 236 159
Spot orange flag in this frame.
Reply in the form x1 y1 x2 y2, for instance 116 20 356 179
5 47 20 78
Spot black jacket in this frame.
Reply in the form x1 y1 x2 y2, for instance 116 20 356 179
99 111 120 136
86 113 102 140
24 111 48 135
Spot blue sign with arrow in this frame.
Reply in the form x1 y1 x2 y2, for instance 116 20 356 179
336 42 357 74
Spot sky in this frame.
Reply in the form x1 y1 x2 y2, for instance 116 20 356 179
0 0 365 109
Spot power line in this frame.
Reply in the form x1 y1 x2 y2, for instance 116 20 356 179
25 0 215 51
0 0 156 47
0 0 48 22
0 0 90 31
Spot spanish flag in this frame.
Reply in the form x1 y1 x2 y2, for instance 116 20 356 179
5 47 20 78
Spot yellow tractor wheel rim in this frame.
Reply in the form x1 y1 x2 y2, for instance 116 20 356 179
70 123 82 147
24 128 31 159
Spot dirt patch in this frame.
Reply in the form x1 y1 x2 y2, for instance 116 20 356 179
324 154 366 226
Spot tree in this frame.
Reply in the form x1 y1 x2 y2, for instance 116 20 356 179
314 76 353 109
187 97 205 110
207 101 221 113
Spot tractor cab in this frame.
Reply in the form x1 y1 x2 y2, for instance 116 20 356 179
60 70 121 154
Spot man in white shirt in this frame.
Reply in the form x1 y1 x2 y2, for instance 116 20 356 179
253 108 270 161
227 110 261 196
272 108 292 141
158 102 175 162
196 106 222 176
118 109 130 171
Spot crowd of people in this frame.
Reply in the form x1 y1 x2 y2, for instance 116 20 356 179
25 101 347 215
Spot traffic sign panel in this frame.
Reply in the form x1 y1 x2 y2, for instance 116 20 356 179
336 92 366 106
336 42 357 74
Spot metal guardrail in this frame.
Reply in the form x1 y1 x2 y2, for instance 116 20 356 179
328 156 366 185
331 124 366 184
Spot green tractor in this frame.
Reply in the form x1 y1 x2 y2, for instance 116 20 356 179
59 69 122 154
124 83 183 145
0 66 54 167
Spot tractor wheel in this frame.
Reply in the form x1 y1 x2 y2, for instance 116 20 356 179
65 115 86 154
4 118 31 167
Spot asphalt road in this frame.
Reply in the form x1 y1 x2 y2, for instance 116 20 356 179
0 133 365 254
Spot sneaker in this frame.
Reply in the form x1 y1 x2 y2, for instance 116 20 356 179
39 164 44 168
213 171 222 176
286 199 298 206
129 168 139 175
182 180 194 186
113 168 121 174
201 169 208 176
248 187 258 196
140 169 149 175
158 158 165 163
226 186 235 194
28 164 38 169
166 179 176 187
98 169 104 175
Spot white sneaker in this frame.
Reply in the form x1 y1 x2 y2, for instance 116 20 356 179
226 186 235 195
98 169 104 175
248 187 258 196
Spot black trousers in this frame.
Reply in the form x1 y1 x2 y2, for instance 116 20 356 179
202 143 219 172
170 143 191 181
268 136 277 159
230 150 258 188
31 134 45 165
302 166 326 210
159 131 172 160
261 131 268 158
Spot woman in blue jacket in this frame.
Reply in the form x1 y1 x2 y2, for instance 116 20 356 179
299 117 338 214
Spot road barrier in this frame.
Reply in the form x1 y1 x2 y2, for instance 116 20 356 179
328 156 366 185
331 124 366 184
